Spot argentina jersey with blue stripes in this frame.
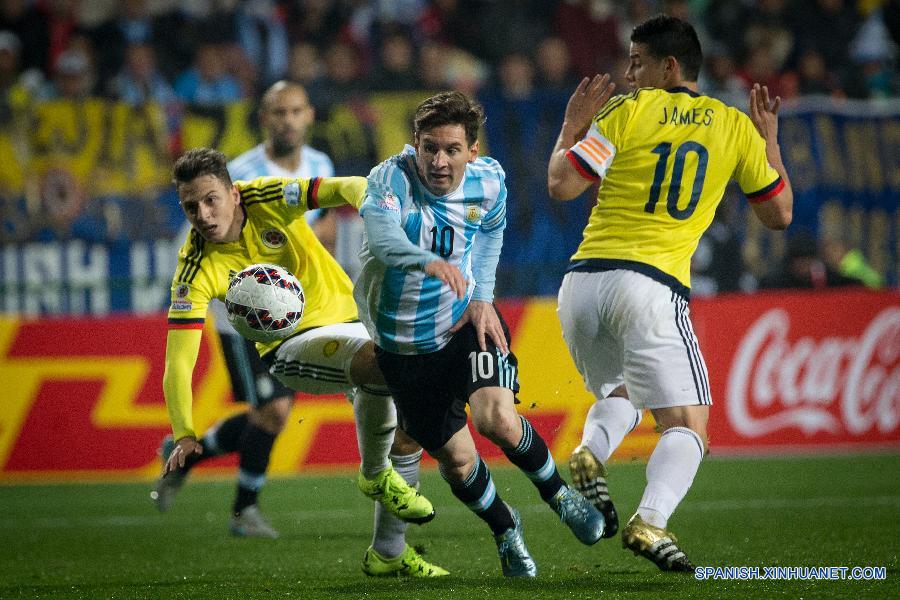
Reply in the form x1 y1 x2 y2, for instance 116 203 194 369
355 145 507 355
228 144 334 180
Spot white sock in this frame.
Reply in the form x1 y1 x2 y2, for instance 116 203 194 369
371 450 421 558
353 387 397 478
638 426 704 529
581 396 642 463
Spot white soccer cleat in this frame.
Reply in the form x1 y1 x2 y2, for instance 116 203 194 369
230 505 280 539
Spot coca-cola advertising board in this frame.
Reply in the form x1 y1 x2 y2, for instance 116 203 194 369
692 289 899 453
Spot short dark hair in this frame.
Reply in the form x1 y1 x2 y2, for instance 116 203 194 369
631 15 702 82
413 91 485 146
172 147 232 188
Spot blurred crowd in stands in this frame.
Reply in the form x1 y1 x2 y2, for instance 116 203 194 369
2 0 898 114
0 0 895 298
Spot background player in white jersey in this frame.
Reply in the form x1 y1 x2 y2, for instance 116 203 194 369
154 81 336 538
355 91 605 578
154 147 447 578
548 16 793 571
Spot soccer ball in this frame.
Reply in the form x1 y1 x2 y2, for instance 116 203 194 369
225 263 305 343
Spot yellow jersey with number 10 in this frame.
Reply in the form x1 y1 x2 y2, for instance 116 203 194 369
565 87 783 296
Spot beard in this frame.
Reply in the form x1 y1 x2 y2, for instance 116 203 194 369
270 135 299 157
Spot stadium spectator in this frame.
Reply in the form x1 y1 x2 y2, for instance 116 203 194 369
477 0 552 61
235 0 290 88
86 0 165 86
555 0 620 78
37 0 82 75
157 146 447 576
792 0 862 92
355 90 605 578
41 47 94 99
416 40 451 90
106 43 177 108
495 52 535 101
369 30 418 92
822 237 884 289
740 0 795 73
534 36 580 94
759 231 868 289
0 29 22 95
284 0 349 48
549 16 793 571
317 40 366 106
700 46 746 106
0 0 51 75
796 48 844 96
737 45 799 100
415 0 483 56
173 42 243 106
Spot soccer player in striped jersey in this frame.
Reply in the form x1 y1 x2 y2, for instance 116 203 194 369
156 81 336 539
548 16 793 572
159 148 448 577
355 91 605 578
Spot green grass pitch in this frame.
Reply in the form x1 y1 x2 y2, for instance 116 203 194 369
1 454 897 599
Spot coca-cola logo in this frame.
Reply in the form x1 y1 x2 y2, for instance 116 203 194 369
727 308 900 438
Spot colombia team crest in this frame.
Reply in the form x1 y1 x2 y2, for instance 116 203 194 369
261 228 287 249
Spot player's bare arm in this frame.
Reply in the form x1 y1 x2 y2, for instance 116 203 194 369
748 83 793 230
548 74 615 200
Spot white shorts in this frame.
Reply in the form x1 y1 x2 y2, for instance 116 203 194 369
557 270 712 409
269 322 371 395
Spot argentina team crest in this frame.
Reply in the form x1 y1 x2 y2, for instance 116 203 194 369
283 181 301 206
261 228 287 249
465 204 481 223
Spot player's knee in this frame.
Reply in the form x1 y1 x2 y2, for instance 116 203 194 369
439 454 477 484
252 397 292 434
472 407 520 447
349 342 386 386
391 427 421 456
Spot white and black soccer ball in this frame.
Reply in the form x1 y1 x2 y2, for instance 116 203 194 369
225 263 305 343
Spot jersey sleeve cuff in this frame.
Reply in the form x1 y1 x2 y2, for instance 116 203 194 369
306 177 322 210
746 177 784 204
168 317 205 329
565 150 600 181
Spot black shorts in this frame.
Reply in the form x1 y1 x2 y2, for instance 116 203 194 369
375 306 520 452
219 332 294 407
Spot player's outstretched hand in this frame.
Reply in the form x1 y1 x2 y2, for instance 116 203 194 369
424 259 467 299
563 74 615 138
450 300 509 355
749 83 781 144
164 436 202 475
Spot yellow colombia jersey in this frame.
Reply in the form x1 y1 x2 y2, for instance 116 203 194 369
167 176 366 356
566 87 783 295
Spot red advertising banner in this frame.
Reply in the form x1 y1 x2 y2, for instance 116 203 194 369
0 289 896 480
692 289 899 453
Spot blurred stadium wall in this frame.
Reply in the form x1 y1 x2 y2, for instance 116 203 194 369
0 291 896 481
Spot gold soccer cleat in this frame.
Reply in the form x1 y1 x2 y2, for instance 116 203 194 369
362 544 449 578
568 445 618 537
621 513 695 572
